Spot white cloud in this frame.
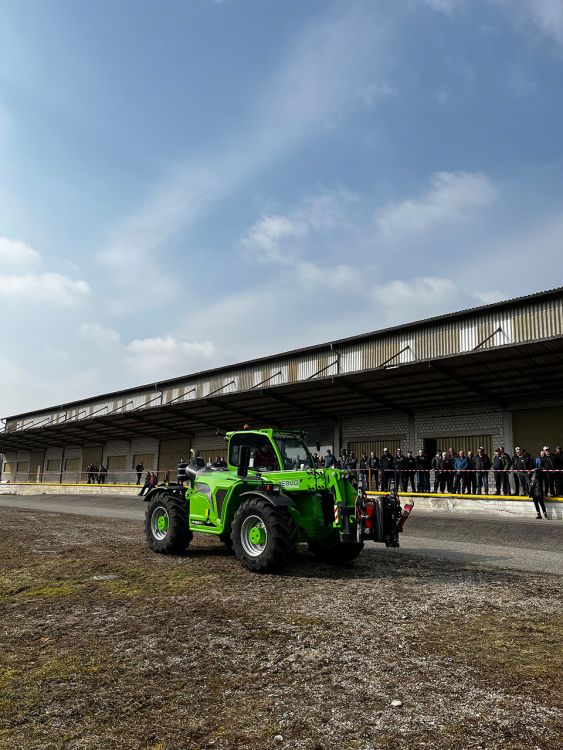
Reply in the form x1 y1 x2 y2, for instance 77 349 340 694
0 236 41 269
242 188 357 264
125 335 217 378
0 273 90 305
242 214 308 264
295 261 364 291
79 323 121 345
514 0 563 46
423 0 463 15
376 171 497 241
376 276 459 311
98 2 388 307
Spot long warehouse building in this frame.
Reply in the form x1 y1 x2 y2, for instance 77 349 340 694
1 287 562 484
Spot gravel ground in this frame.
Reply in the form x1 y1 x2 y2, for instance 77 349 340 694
0 507 561 750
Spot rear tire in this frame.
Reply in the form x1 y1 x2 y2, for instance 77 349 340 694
232 497 298 573
308 535 364 565
145 492 192 554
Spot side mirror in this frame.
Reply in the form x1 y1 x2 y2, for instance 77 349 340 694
237 445 251 478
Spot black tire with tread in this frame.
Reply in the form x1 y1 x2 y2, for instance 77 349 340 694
232 497 298 573
308 535 364 565
145 492 192 554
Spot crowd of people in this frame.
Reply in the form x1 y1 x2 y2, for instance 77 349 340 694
315 445 562 502
86 463 108 484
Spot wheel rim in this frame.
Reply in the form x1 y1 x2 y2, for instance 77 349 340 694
240 514 268 557
151 506 170 541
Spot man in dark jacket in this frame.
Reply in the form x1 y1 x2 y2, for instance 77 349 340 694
135 462 144 485
404 450 417 492
436 452 452 493
367 451 379 490
380 448 394 491
555 446 563 496
359 453 369 488
493 447 512 495
324 449 337 469
393 448 407 491
415 449 430 492
474 447 491 494
540 447 557 497
465 451 476 494
512 447 534 496
431 451 441 492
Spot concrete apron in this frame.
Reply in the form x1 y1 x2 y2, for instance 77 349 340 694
1 483 562 519
0 483 140 497
367 491 563 519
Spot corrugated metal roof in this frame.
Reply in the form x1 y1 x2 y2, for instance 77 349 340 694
4 286 563 424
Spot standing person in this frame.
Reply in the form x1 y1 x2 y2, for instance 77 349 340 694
431 451 441 493
87 463 94 484
540 446 556 497
446 447 457 493
474 447 491 494
367 450 379 490
135 462 144 485
453 450 469 494
393 448 406 491
380 448 393 492
493 447 511 495
359 453 369 488
436 451 451 493
510 448 520 496
513 447 533 496
465 451 476 494
404 450 417 492
98 465 107 484
324 449 337 469
554 446 563 496
529 469 548 519
138 471 152 496
415 449 430 492
346 452 358 484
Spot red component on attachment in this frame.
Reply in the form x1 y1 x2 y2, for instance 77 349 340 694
363 497 376 530
397 498 414 531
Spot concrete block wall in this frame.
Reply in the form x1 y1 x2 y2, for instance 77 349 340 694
341 412 409 451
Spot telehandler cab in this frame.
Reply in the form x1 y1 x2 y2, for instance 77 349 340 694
143 428 412 573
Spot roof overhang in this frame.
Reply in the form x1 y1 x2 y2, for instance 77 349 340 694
2 337 562 453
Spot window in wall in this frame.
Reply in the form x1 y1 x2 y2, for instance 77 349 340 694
16 461 30 474
64 458 80 471
133 453 155 469
46 459 61 472
107 455 127 470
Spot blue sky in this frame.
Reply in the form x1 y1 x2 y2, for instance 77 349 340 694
0 0 562 415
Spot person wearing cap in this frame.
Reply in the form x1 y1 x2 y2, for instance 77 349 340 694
380 448 393 492
493 446 512 495
404 450 417 492
513 447 534 496
393 448 407 491
539 446 556 497
474 446 491 494
367 450 379 490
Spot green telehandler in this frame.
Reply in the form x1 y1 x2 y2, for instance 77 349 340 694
142 428 413 573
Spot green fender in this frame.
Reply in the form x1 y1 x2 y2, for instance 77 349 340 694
239 490 296 508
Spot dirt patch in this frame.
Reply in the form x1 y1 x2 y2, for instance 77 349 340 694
0 507 561 750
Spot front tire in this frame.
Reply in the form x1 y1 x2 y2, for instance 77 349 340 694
145 492 192 554
308 534 364 565
232 497 298 573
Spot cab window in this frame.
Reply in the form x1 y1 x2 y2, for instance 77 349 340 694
229 434 280 471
